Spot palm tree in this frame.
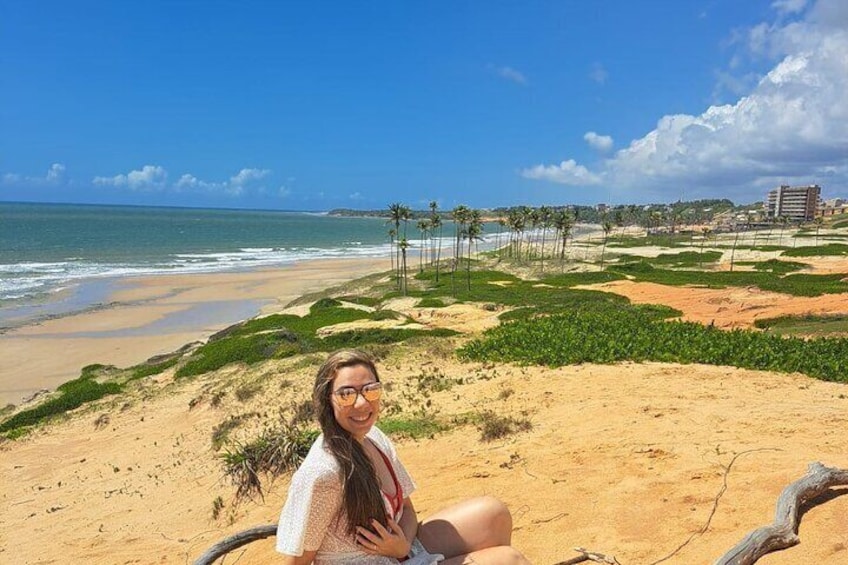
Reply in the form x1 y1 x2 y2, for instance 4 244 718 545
699 226 711 267
416 218 430 273
729 228 741 272
814 216 824 246
387 227 397 274
600 218 613 269
431 213 443 282
428 200 439 265
387 203 405 289
553 210 574 263
399 237 409 295
538 205 552 271
466 209 484 290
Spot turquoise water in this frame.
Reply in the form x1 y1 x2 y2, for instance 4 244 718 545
0 202 508 326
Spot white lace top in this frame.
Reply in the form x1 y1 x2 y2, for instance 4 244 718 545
276 426 417 564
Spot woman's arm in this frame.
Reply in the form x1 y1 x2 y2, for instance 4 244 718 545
281 550 317 565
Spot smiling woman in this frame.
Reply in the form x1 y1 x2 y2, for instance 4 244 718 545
276 349 530 565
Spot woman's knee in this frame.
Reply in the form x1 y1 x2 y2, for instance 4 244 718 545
473 496 513 535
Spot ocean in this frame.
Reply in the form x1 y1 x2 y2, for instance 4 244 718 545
0 202 513 327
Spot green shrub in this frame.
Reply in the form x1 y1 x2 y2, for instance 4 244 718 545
416 297 446 308
751 259 808 274
380 416 449 439
370 309 403 321
459 309 848 383
130 358 179 380
0 376 123 433
782 243 848 257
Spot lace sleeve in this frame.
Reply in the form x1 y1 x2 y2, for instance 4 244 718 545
276 466 342 554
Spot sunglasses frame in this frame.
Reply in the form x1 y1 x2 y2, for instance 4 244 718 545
332 381 383 407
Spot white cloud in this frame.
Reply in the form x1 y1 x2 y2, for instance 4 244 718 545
94 165 168 191
46 163 66 182
773 0 808 15
349 192 363 200
584 132 614 152
589 62 608 85
522 0 848 201
2 164 69 186
91 166 281 196
520 159 602 186
492 65 527 85
229 168 270 187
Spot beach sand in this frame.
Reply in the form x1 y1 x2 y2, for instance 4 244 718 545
1 240 847 564
1 357 845 565
0 257 390 406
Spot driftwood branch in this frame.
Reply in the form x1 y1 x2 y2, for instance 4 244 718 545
193 524 276 565
714 461 848 565
553 547 621 564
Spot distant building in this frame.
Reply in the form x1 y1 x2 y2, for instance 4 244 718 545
765 184 821 221
819 197 848 217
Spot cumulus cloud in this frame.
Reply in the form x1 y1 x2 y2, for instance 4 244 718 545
46 163 66 182
2 163 69 186
94 165 168 191
229 168 270 187
90 166 284 197
520 159 602 186
491 65 528 85
522 0 848 201
584 132 614 152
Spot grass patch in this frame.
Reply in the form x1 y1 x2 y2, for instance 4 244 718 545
754 314 848 337
614 250 723 267
221 423 319 500
782 243 848 257
130 358 179 380
832 219 848 229
380 416 449 439
610 261 847 297
176 298 460 379
0 373 123 433
750 259 808 275
606 234 692 248
459 309 848 383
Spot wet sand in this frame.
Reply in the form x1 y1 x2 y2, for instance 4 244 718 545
0 257 390 405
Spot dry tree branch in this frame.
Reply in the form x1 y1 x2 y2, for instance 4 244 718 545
714 461 848 565
192 524 276 565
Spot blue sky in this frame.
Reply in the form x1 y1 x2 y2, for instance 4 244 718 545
1 0 846 211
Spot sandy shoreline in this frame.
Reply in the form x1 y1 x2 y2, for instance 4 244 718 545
0 257 390 406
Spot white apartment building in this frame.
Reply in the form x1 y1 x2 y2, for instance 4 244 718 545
764 184 821 221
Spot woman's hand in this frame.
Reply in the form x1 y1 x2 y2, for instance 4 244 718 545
356 518 411 559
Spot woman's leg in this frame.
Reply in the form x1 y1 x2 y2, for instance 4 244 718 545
417 496 528 564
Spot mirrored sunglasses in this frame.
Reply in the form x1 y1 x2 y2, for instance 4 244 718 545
332 382 383 407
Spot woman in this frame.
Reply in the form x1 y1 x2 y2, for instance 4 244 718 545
277 349 530 565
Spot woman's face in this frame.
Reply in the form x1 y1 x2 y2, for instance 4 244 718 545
330 364 381 441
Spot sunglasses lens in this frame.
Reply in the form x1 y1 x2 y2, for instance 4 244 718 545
362 383 382 401
334 390 357 406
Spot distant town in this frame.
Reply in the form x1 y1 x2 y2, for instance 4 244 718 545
329 184 847 233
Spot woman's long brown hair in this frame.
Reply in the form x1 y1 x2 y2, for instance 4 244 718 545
313 349 388 536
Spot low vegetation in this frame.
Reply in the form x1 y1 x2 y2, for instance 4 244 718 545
754 314 848 337
781 243 848 257
459 308 848 383
0 368 123 433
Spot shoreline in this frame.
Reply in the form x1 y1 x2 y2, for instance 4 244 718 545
0 256 390 406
